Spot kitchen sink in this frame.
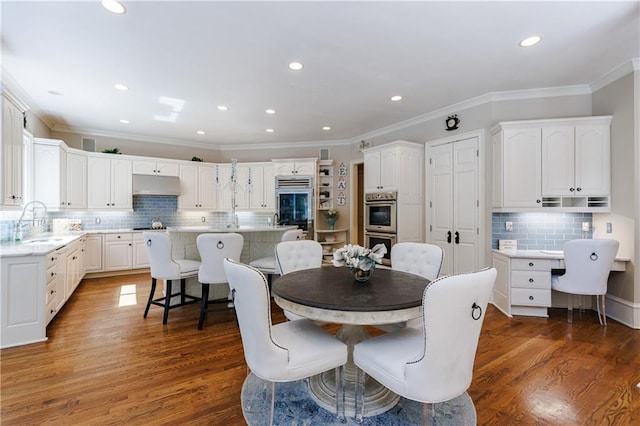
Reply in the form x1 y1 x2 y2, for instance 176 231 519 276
23 238 65 244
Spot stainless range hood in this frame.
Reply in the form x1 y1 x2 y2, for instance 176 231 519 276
132 174 181 196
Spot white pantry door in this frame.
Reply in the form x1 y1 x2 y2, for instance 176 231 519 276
428 136 479 276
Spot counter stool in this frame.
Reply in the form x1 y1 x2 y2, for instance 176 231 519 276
249 229 303 288
196 233 244 330
142 232 202 325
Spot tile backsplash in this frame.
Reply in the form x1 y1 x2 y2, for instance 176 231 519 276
492 212 593 250
0 196 277 242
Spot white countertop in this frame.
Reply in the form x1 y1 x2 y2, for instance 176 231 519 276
0 233 86 257
166 225 298 232
491 249 631 262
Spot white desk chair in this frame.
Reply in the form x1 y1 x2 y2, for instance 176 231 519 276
249 229 303 286
353 268 496 423
551 239 619 325
376 242 444 332
142 232 201 324
275 240 323 321
223 258 348 424
196 233 244 330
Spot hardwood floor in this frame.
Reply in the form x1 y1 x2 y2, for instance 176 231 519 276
1 273 639 425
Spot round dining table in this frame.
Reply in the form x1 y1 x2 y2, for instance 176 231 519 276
272 265 429 418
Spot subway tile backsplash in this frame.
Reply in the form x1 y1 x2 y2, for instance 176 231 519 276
492 212 593 250
0 195 277 242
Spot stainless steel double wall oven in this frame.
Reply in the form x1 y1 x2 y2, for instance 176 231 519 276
364 191 397 263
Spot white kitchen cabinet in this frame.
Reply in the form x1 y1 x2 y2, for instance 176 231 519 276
104 233 133 271
363 147 399 192
363 141 424 243
272 159 316 176
66 152 87 209
45 249 65 325
542 123 610 197
245 163 275 210
87 156 132 210
84 234 103 272
492 251 552 318
1 94 24 207
132 233 150 268
178 163 216 210
492 126 542 209
64 237 84 298
427 136 480 276
34 139 67 210
215 163 248 210
132 158 179 176
492 116 611 211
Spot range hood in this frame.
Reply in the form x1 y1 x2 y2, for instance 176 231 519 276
132 174 181 196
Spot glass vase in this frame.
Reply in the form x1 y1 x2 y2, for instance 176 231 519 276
349 263 375 282
327 217 337 230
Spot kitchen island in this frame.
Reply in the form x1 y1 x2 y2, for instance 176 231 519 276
166 226 298 301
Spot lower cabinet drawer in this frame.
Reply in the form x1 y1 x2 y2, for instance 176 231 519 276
511 270 550 289
511 288 551 307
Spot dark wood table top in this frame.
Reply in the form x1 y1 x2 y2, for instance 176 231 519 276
272 266 429 312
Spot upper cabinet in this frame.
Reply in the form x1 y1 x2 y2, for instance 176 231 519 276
363 147 401 193
1 94 24 207
492 116 611 211
246 163 275 210
178 163 216 210
87 155 132 210
132 159 179 176
272 159 316 176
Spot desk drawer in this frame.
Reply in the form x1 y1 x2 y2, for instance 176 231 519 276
511 258 552 271
512 288 551 307
511 270 550 289
105 233 132 242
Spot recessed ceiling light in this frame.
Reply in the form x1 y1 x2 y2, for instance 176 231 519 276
217 105 229 111
197 130 205 135
120 119 129 124
322 126 331 131
520 36 541 47
391 95 402 102
288 62 304 71
266 128 275 133
265 109 276 114
48 90 63 96
101 0 126 14
114 83 128 91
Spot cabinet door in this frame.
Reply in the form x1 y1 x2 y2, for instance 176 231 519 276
234 165 250 209
363 151 381 192
110 159 132 209
216 164 233 210
178 164 198 209
542 126 575 196
33 142 66 210
294 161 316 176
87 157 112 209
156 161 179 176
262 165 275 210
104 241 133 271
575 125 610 196
67 152 87 209
65 248 79 297
273 162 296 176
502 128 542 207
379 149 398 191
198 165 216 209
132 160 157 175
84 235 103 272
1 97 23 206
132 237 150 268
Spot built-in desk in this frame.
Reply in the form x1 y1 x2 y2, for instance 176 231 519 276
491 249 629 318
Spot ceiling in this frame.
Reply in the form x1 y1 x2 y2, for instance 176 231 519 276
1 1 639 149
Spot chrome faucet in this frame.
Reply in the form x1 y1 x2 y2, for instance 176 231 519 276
15 200 48 241
273 213 279 227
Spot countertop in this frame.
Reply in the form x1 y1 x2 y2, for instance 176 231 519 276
491 249 631 262
166 225 298 232
1 233 86 257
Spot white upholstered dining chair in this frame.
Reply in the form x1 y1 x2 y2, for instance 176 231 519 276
376 242 444 332
551 238 619 326
353 267 496 423
196 233 244 330
275 240 323 321
223 258 348 424
142 232 202 324
249 228 303 286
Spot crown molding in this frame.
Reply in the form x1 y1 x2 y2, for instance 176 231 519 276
590 58 639 92
217 138 352 151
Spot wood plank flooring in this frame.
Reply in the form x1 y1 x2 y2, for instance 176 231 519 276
1 273 639 425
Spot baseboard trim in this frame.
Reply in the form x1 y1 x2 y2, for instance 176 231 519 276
84 268 150 279
605 294 640 329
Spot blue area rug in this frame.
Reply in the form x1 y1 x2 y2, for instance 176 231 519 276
241 372 476 425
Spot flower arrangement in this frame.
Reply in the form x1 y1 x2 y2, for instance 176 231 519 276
326 209 339 219
332 243 387 271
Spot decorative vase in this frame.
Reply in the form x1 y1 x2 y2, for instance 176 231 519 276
327 216 337 230
349 263 375 282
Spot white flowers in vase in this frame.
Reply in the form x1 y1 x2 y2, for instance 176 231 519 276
332 244 387 271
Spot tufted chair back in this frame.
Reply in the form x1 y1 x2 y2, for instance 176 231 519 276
554 239 619 296
281 229 304 242
143 231 180 280
391 242 444 281
197 233 244 284
275 240 323 275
